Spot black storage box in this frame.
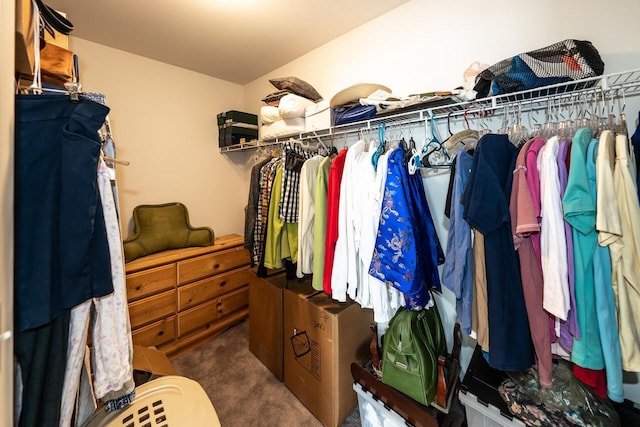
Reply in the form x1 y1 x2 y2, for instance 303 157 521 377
217 110 258 127
217 110 259 147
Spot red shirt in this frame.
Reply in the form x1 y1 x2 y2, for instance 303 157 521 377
322 149 348 294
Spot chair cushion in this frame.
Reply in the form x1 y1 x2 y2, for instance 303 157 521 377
123 202 214 262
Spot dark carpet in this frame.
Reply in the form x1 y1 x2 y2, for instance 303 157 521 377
172 320 361 427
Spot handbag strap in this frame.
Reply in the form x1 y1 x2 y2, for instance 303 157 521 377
35 0 74 35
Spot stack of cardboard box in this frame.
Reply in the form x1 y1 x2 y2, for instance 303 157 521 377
249 272 374 427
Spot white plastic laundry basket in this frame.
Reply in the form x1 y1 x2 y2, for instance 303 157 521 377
83 376 220 427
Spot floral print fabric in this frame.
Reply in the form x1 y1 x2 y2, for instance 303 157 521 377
369 148 442 310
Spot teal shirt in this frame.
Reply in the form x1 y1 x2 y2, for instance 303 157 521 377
562 128 604 369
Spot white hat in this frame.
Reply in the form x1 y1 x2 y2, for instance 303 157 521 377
330 83 392 108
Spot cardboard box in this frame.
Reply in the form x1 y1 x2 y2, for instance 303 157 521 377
15 0 35 76
248 271 288 381
132 345 177 386
15 3 69 76
284 283 374 427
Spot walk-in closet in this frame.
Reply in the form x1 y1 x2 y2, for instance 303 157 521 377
4 1 640 426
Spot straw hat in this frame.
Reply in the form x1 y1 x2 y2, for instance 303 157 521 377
330 83 392 108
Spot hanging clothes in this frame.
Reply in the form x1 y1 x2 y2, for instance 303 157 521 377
332 140 367 302
311 157 332 291
539 136 570 322
471 229 490 352
359 147 405 323
369 147 441 310
14 94 113 332
525 137 546 261
244 156 272 266
442 148 474 334
296 155 325 277
630 112 640 199
279 141 314 223
587 133 623 402
510 137 552 388
328 140 404 322
252 157 280 266
611 133 640 371
562 127 604 370
264 163 298 268
556 139 579 352
14 313 70 427
14 95 119 426
323 148 348 295
463 133 533 371
14 94 113 427
60 159 135 425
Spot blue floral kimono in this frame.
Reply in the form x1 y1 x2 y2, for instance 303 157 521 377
369 148 442 310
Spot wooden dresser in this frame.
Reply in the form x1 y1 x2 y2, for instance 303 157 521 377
125 234 250 358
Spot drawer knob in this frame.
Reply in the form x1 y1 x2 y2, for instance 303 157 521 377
219 281 227 287
213 263 220 270
158 331 164 336
135 285 141 291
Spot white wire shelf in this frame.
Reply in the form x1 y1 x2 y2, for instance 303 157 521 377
220 68 640 153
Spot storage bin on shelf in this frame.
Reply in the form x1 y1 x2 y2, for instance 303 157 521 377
217 110 258 147
353 382 406 427
459 345 525 427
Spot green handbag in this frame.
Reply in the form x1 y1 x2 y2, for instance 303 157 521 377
417 298 447 359
381 307 438 406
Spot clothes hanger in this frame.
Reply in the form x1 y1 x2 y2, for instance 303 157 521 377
420 116 450 168
371 123 386 171
507 102 529 145
102 155 130 166
616 87 628 137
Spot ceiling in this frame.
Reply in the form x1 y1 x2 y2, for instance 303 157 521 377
46 0 410 85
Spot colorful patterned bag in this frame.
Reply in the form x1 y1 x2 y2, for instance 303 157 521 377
474 40 604 98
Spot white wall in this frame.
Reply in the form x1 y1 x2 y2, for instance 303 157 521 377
244 0 640 111
244 0 640 402
69 38 251 237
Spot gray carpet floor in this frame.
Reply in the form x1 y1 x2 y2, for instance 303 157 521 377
172 320 361 427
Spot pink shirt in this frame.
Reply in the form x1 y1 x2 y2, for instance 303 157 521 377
525 137 546 260
511 138 553 388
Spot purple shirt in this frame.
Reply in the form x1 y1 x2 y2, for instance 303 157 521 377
557 139 580 348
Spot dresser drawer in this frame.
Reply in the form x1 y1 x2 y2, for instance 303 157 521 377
132 316 176 348
178 299 219 338
218 286 249 318
177 267 251 311
126 264 176 301
177 246 250 285
128 290 175 329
